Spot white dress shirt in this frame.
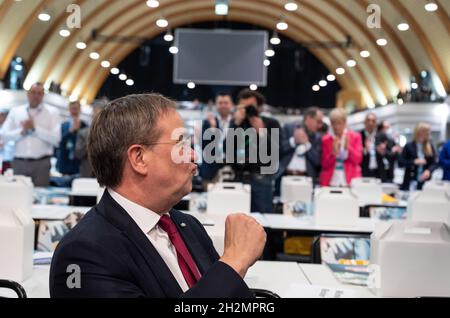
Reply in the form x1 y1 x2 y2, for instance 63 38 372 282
364 130 378 170
0 103 61 159
215 114 232 160
330 132 349 187
287 137 311 172
217 114 232 133
108 189 190 292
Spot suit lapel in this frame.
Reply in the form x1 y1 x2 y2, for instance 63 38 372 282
97 191 183 297
170 210 212 275
215 117 221 130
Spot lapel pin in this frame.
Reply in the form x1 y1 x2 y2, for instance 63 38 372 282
180 222 187 228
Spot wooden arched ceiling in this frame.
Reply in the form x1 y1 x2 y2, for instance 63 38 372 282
0 0 449 107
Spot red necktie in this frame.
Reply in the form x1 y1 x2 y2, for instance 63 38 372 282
158 215 201 288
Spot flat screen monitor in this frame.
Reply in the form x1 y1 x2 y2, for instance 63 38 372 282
173 28 268 86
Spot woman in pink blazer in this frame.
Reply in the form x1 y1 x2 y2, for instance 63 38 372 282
320 108 363 187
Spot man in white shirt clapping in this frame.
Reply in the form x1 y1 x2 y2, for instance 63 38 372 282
0 82 61 186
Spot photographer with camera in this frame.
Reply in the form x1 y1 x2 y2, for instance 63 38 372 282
225 89 281 214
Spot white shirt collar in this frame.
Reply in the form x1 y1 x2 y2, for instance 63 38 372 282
218 114 232 126
365 129 376 138
108 188 162 234
28 103 44 112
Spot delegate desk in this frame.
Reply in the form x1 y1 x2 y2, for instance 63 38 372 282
0 260 376 298
260 214 375 235
31 206 375 261
299 264 376 298
256 213 376 260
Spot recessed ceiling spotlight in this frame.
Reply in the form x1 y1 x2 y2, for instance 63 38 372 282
336 67 345 75
376 38 388 46
146 0 160 8
360 50 370 58
397 23 410 31
284 2 298 12
346 59 357 67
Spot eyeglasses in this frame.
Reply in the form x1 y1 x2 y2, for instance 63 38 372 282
143 134 192 149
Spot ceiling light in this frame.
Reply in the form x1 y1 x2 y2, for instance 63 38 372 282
119 74 127 81
319 80 327 87
169 46 179 54
276 21 288 31
327 74 336 82
360 50 370 58
265 48 275 57
89 52 100 60
110 68 120 75
164 30 174 42
14 65 23 72
59 29 70 37
215 1 229 16
146 0 160 8
312 85 320 92
38 10 51 22
376 38 388 46
398 98 404 105
187 82 196 89
126 79 134 86
270 32 281 45
250 84 258 91
264 59 271 67
76 41 87 50
346 59 357 67
284 2 298 12
101 60 110 68
411 83 418 90
156 18 168 28
424 2 438 12
336 67 345 75
397 23 410 31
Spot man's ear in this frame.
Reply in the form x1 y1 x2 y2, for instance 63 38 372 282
127 145 150 176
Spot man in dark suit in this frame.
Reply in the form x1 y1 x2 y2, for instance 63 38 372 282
199 92 234 184
276 107 323 186
50 94 266 298
360 113 388 181
56 101 87 175
376 120 401 183
225 89 281 213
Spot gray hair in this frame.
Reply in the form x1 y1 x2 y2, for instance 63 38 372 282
88 94 176 188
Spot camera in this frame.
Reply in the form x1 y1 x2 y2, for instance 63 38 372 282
245 105 259 118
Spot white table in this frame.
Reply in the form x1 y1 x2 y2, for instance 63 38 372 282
32 205 91 220
244 261 309 298
0 267 50 298
2 261 307 298
2 261 379 298
299 264 377 298
258 214 376 234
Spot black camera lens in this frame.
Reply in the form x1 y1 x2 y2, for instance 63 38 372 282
245 105 258 118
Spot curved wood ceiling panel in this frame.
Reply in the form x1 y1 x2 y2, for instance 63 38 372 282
0 0 51 77
82 9 360 104
0 0 448 108
300 0 391 102
70 1 369 103
68 0 375 105
390 0 449 91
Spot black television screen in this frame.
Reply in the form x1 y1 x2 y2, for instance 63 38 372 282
173 28 268 86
